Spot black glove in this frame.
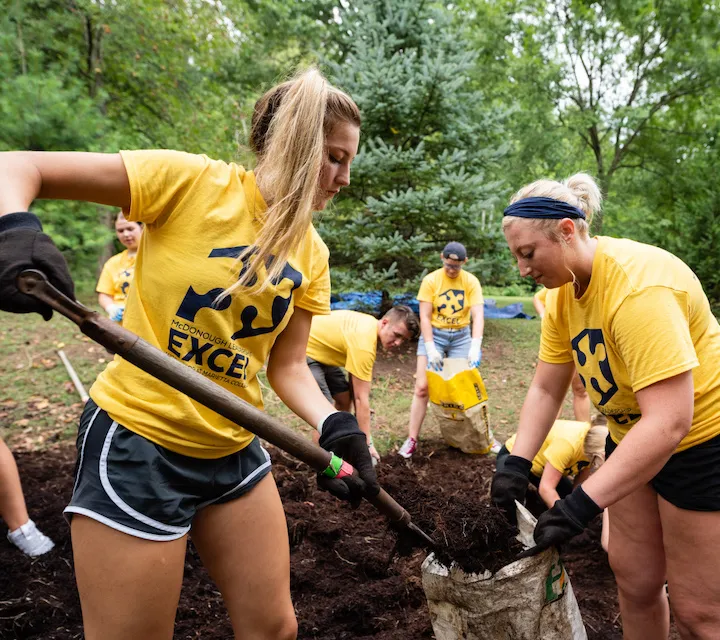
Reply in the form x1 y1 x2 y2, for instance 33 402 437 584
517 486 602 559
0 212 75 320
317 412 380 508
490 454 532 525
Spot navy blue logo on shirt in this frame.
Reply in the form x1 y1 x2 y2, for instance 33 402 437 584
175 246 302 339
437 289 465 315
571 328 618 406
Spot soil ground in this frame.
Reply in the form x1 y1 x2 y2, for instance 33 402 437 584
0 442 626 640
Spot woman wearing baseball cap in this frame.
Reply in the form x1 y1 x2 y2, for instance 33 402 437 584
399 242 497 457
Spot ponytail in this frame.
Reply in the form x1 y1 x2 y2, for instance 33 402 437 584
220 68 360 300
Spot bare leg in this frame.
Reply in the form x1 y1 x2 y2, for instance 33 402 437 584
192 474 297 640
72 515 187 640
0 438 30 531
333 391 352 412
607 483 669 639
660 497 720 639
407 357 429 440
571 370 591 423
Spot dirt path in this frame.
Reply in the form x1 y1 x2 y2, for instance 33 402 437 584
1 443 629 639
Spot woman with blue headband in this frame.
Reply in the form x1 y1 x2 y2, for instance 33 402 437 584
491 173 720 638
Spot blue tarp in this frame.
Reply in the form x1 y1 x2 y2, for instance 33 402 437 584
330 292 533 319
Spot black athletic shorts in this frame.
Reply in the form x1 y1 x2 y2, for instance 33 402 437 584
306 357 350 402
605 432 720 511
64 399 272 540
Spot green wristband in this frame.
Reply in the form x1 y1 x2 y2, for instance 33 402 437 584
322 453 344 478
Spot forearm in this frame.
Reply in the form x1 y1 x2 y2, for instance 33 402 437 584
420 316 434 343
98 293 114 312
471 310 484 340
539 486 561 509
267 359 337 429
511 381 569 460
0 153 42 215
581 415 687 508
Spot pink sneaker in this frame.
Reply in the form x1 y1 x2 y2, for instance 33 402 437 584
398 437 417 459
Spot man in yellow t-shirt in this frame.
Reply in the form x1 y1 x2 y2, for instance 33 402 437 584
399 242 489 458
307 306 419 461
96 212 142 323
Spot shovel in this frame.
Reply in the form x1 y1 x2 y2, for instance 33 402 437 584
17 269 435 548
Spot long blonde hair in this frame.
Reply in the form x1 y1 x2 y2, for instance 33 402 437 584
221 68 360 299
584 414 609 471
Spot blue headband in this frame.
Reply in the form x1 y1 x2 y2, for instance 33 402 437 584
503 196 586 220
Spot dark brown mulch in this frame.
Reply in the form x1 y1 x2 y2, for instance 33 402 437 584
0 442 624 639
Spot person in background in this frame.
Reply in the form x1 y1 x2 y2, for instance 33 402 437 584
533 287 591 423
307 306 419 462
496 415 608 508
492 172 720 638
399 242 493 458
96 212 142 323
1 438 54 557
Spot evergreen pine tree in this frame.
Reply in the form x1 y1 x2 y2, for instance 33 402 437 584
321 0 510 293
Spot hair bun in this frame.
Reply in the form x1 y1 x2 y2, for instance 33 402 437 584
563 173 602 222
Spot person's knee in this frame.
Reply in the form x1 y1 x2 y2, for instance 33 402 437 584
610 554 665 607
414 382 429 399
254 608 297 640
671 598 718 638
571 377 588 397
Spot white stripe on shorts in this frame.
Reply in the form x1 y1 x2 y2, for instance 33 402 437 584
99 422 189 534
197 444 272 510
71 404 102 500
63 506 189 541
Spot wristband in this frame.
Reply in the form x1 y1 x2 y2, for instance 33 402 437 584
322 453 344 478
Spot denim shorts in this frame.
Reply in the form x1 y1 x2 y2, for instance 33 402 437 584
416 326 472 358
64 400 272 540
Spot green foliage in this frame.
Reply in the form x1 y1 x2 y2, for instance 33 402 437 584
321 0 511 293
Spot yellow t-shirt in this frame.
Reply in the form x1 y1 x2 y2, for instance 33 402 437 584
306 310 377 382
534 287 548 306
506 420 591 477
90 150 331 458
96 250 136 305
417 268 483 329
540 236 720 452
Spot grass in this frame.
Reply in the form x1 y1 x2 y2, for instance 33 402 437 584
0 295 566 455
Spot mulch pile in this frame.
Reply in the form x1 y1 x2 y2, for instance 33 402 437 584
0 442 624 639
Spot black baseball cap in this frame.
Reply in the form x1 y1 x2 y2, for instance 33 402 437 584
442 242 467 261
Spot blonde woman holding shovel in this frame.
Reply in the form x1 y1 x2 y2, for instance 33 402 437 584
491 173 720 639
0 68 378 640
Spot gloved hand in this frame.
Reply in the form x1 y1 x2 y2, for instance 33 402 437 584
468 337 482 369
107 303 124 323
425 341 443 371
490 454 532 525
517 486 602 559
317 412 380 508
0 212 75 320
